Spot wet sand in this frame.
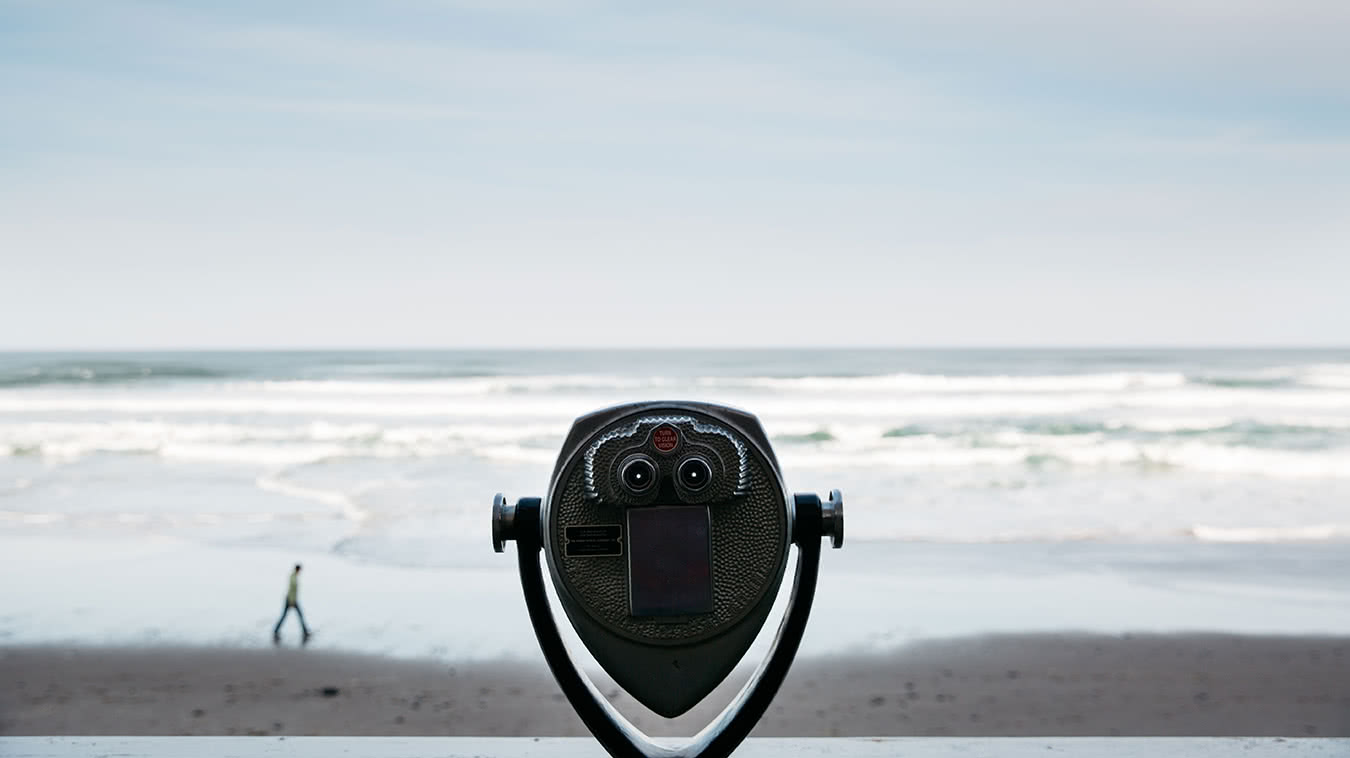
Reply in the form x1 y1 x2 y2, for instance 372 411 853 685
2 634 1347 737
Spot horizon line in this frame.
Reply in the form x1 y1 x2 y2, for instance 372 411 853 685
2 345 1348 353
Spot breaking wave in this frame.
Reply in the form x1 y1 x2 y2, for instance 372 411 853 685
0 360 230 388
4 417 1348 480
4 350 1350 547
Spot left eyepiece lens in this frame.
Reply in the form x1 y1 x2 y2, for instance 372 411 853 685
620 455 658 494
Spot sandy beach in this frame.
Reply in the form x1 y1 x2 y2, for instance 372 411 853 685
3 634 1346 737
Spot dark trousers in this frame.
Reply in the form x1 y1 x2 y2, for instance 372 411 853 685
273 601 310 637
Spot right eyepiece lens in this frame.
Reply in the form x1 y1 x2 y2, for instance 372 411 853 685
621 457 657 493
677 456 713 491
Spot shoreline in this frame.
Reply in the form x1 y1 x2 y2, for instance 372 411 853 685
4 536 1350 664
3 633 1347 737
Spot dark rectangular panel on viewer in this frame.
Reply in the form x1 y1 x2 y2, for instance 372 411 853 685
626 506 714 617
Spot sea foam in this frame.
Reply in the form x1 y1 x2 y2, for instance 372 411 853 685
3 350 1350 550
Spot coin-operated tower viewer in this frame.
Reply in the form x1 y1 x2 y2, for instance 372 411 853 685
492 401 844 758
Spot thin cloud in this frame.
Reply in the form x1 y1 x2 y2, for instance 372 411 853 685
0 1 1346 348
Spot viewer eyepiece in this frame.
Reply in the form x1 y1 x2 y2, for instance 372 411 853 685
677 455 713 491
619 454 657 494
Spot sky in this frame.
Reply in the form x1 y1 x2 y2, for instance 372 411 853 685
1 0 1347 349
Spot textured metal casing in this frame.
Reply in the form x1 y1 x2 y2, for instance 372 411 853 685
541 401 792 716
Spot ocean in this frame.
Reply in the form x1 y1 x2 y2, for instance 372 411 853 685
2 349 1348 656
5 349 1350 552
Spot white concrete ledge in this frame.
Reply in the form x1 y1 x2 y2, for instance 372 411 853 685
2 737 1346 758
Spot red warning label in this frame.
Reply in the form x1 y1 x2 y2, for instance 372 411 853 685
652 425 679 452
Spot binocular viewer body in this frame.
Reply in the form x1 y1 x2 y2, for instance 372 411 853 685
493 400 842 758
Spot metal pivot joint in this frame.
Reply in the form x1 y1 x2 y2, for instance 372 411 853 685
491 492 516 553
792 489 844 549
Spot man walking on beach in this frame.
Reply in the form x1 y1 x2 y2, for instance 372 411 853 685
272 563 312 643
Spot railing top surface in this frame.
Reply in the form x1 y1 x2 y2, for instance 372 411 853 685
2 737 1345 758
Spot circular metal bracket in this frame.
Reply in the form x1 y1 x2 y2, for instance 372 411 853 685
821 488 844 549
492 492 515 553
